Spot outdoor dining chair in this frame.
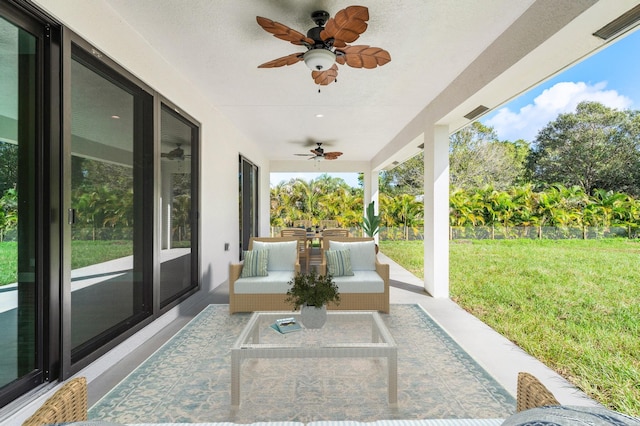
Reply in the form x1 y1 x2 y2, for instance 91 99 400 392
280 227 311 271
319 219 339 229
293 219 313 230
320 228 350 248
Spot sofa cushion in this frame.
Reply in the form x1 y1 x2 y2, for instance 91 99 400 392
328 240 376 271
325 249 354 277
233 271 296 294
331 270 384 293
240 249 269 278
252 240 297 271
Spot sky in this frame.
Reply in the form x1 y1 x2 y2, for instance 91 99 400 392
270 28 640 187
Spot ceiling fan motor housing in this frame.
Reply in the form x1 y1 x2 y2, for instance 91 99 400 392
311 10 330 26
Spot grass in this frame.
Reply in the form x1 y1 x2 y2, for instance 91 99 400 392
380 238 640 417
0 240 133 286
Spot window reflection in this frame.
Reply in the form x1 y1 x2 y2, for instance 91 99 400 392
159 106 196 306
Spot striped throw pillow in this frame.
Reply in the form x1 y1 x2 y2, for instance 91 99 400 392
325 249 354 277
240 249 269 277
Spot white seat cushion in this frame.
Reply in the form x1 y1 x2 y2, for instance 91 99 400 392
233 271 295 294
331 271 384 293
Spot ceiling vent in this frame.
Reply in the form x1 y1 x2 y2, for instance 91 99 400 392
593 4 640 40
464 105 489 120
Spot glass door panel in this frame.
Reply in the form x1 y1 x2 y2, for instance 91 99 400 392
69 50 146 360
159 105 197 306
0 14 39 390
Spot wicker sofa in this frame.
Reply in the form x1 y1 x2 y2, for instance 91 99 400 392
228 237 389 314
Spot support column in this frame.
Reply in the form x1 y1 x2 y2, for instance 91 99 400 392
423 125 450 297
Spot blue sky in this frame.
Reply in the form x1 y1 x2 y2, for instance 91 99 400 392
483 29 640 142
271 29 640 187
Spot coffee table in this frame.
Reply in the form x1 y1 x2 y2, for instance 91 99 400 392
230 310 397 407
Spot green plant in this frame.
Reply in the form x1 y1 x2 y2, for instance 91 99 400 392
285 269 340 309
362 200 381 237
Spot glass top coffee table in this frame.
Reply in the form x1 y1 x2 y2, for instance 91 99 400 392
231 311 397 407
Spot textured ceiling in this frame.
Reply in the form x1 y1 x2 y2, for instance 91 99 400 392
100 0 638 169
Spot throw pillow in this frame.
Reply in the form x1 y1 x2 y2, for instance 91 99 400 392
328 240 376 271
240 249 268 278
252 240 297 271
325 249 354 277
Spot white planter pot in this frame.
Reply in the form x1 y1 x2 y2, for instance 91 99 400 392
300 305 327 329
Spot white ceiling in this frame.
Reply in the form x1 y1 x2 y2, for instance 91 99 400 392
101 0 640 170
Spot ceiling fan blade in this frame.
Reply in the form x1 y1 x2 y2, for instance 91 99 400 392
338 45 391 69
323 151 343 160
258 52 304 68
256 16 314 46
294 153 314 156
311 64 338 85
320 6 369 48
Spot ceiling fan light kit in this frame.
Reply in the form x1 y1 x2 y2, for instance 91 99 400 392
303 48 336 71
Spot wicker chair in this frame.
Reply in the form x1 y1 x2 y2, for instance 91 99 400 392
516 372 560 412
22 377 88 426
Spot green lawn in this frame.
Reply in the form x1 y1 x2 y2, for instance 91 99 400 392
380 238 640 417
0 240 133 286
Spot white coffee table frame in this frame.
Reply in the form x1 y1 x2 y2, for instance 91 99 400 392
230 310 398 407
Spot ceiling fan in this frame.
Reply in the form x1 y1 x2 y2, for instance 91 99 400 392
256 6 391 86
161 143 190 161
295 142 343 160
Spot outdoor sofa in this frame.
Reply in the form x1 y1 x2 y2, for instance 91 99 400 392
228 236 389 313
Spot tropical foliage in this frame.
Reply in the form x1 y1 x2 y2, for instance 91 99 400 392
270 175 424 239
449 184 640 239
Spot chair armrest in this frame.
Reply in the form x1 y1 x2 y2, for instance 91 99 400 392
317 251 327 276
229 262 243 292
375 259 390 286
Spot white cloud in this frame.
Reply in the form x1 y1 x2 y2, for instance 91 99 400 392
485 81 632 142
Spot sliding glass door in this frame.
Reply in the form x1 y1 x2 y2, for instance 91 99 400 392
68 45 152 364
239 156 258 259
159 104 199 307
0 4 49 405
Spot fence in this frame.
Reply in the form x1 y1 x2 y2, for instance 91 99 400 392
271 226 639 241
449 226 639 240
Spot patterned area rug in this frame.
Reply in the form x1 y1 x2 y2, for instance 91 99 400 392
89 304 515 424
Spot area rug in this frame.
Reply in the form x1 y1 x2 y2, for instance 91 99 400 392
89 304 515 423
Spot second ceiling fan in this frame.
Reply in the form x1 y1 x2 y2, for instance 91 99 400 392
256 6 391 86
295 142 343 160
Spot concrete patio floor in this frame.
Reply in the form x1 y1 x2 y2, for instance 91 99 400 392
85 251 598 411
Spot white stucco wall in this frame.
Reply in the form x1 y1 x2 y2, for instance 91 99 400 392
33 0 265 292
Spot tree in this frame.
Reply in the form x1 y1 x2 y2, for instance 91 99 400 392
450 122 529 190
379 153 424 196
528 101 640 196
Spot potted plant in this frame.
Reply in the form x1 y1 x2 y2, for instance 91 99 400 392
285 269 340 328
362 200 380 237
362 201 381 253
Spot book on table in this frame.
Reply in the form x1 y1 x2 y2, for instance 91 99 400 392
273 317 302 333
